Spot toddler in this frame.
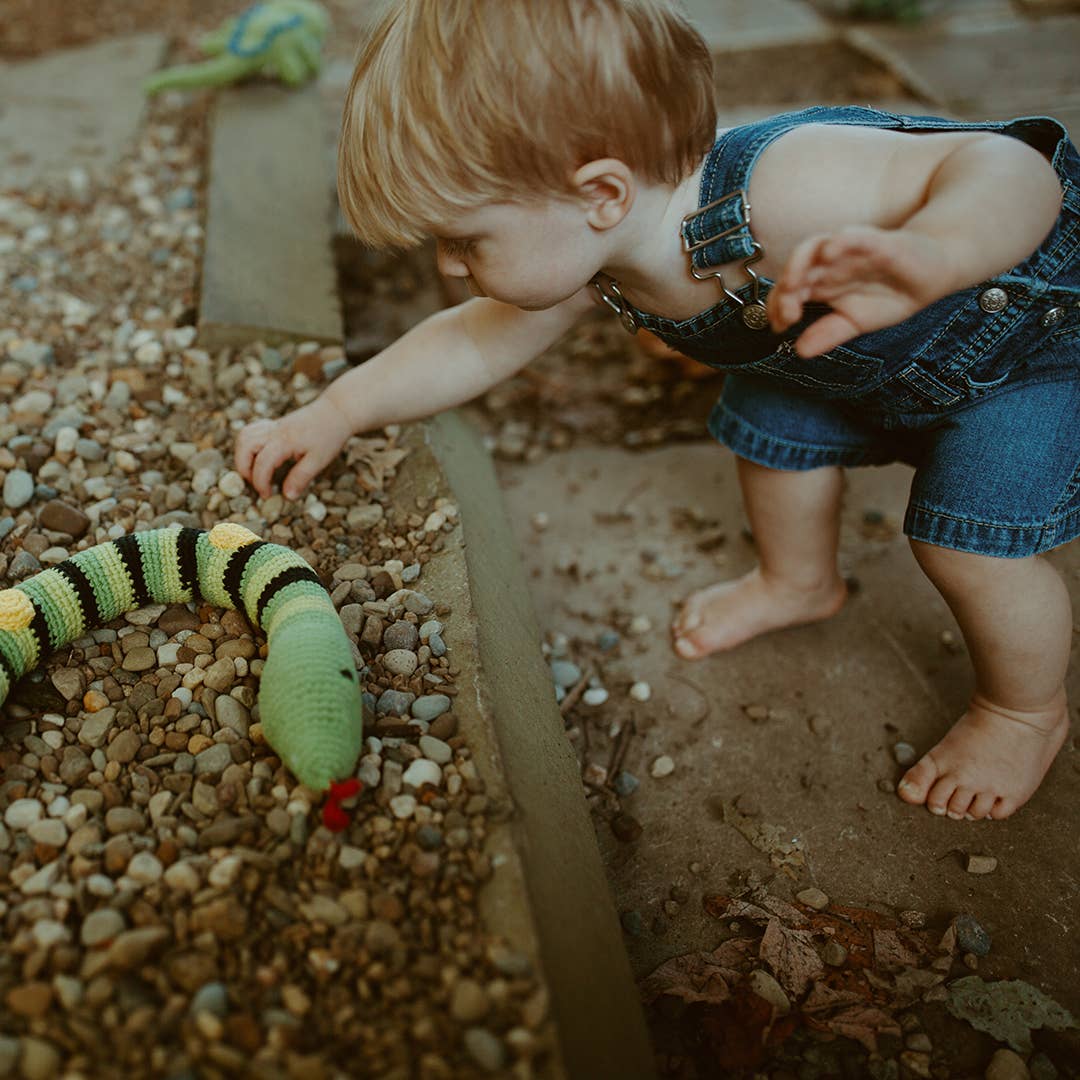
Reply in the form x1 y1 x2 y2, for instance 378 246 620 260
235 0 1078 822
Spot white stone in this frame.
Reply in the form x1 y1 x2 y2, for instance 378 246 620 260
389 794 417 820
27 819 67 847
4 798 43 830
86 874 116 898
402 759 442 790
163 861 201 893
208 854 243 888
418 735 452 765
629 681 652 702
126 851 163 884
32 919 71 949
582 687 609 706
650 755 676 779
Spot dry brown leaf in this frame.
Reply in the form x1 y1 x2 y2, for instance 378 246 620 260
759 917 824 999
815 1003 902 1053
347 437 410 493
873 928 920 971
639 946 743 1002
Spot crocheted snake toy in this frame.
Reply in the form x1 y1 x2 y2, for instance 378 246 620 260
144 0 329 96
0 524 365 823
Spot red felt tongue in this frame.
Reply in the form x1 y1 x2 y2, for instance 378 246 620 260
322 777 363 831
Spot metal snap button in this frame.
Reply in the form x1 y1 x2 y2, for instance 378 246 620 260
1041 306 1066 328
741 302 769 330
978 287 1008 313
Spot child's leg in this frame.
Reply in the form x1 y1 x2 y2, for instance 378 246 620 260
899 541 1072 820
672 458 848 658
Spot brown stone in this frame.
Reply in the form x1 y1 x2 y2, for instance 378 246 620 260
38 499 90 538
159 605 201 635
6 981 53 1018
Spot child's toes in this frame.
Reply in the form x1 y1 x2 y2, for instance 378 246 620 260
988 796 1017 821
968 791 997 820
896 755 938 805
925 775 957 816
946 787 976 820
672 631 704 661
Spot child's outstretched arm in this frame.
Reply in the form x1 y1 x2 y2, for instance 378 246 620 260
763 127 1064 356
235 290 593 499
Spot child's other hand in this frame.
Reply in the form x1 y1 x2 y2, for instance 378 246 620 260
234 397 352 501
767 225 951 357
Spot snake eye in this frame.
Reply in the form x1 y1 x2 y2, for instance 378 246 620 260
340 668 355 681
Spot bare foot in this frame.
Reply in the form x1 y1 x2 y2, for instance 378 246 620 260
671 566 848 659
896 693 1070 820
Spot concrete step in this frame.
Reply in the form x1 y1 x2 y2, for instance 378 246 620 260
846 13 1080 133
414 414 658 1080
198 83 343 350
0 34 166 193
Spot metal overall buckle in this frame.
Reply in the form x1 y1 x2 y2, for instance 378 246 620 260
590 273 638 334
681 189 769 330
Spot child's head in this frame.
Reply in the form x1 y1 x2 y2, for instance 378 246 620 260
338 0 717 249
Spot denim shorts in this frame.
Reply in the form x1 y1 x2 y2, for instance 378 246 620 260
622 106 1080 559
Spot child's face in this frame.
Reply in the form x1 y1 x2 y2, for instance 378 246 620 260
433 196 603 310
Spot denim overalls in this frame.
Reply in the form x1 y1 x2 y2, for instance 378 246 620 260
620 106 1080 558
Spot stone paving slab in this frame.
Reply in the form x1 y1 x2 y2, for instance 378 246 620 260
680 0 834 51
845 15 1080 124
198 83 343 350
421 414 657 1080
0 34 166 193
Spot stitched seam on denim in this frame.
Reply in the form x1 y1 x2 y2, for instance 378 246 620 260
1048 457 1080 522
906 501 1080 531
712 404 880 455
898 364 961 406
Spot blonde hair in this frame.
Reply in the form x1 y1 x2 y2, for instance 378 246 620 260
338 0 717 248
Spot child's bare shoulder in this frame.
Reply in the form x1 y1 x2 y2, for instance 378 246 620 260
749 122 1016 254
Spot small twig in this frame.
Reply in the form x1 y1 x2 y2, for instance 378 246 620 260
607 713 636 781
559 667 593 716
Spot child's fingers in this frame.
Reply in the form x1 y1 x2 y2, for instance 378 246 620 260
250 439 298 500
282 451 330 502
234 421 274 482
793 310 861 357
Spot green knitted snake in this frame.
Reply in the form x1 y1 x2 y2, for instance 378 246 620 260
0 524 364 797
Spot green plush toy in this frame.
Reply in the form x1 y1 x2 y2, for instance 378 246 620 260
144 0 329 96
0 524 364 799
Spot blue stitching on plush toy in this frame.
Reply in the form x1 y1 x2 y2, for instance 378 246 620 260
228 4 305 58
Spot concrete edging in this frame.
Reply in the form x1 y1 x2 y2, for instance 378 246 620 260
402 413 656 1080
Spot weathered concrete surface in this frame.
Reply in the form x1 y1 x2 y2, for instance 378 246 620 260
199 83 342 349
498 444 1080 1017
681 0 833 50
846 15 1080 136
0 34 166 192
422 413 658 1080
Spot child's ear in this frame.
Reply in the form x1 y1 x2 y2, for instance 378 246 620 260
571 158 635 230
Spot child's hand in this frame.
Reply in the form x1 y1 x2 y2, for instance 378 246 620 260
767 225 953 357
234 397 353 501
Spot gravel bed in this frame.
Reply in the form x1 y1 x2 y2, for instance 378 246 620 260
0 85 547 1080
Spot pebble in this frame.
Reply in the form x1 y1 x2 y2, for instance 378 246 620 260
549 660 582 689
985 1050 1030 1080
4 798 43 830
463 1028 506 1073
450 979 490 1023
628 681 651 702
19 1038 61 1080
382 648 419 676
613 771 639 797
954 913 992 957
81 908 126 947
412 694 451 723
26 818 66 847
823 940 848 967
418 734 452 764
620 910 645 936
3 468 34 508
965 854 998 875
892 741 918 767
582 687 609 706
650 755 675 779
403 759 442 789
748 969 790 1015
796 887 829 911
